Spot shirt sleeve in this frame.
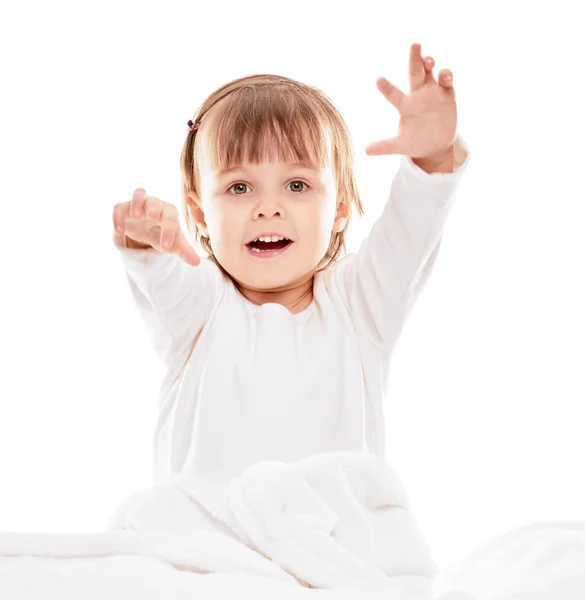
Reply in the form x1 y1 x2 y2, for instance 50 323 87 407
333 135 472 354
112 232 221 367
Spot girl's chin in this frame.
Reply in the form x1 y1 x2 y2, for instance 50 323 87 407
234 269 314 293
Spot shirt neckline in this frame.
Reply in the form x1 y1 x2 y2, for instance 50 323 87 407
236 284 318 323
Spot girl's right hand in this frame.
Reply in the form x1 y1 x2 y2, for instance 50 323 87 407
113 188 201 266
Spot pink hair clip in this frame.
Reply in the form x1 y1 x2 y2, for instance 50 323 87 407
187 119 200 133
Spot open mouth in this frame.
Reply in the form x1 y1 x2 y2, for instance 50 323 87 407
246 235 293 256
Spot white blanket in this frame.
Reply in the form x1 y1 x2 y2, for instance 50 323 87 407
0 451 583 600
433 520 585 600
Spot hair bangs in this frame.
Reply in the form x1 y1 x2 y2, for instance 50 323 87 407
202 88 332 175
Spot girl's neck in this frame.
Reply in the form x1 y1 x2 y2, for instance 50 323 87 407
235 273 315 314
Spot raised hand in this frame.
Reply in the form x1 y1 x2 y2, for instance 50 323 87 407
365 43 457 161
113 189 201 266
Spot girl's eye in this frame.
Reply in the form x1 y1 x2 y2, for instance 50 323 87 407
228 180 309 195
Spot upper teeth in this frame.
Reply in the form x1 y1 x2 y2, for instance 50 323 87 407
253 235 286 243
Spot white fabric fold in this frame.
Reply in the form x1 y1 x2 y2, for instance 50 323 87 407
1 451 585 600
108 450 438 594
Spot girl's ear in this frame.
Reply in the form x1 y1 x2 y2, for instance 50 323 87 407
187 191 209 237
332 199 350 233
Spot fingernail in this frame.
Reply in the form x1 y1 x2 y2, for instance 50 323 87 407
115 225 123 233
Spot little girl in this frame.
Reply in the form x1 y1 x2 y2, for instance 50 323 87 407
112 45 470 486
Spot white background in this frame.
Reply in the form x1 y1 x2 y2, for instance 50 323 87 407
0 0 583 572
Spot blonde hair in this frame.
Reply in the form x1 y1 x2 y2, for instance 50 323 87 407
179 74 364 272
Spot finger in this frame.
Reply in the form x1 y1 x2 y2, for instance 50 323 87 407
375 77 405 111
159 202 180 250
439 69 453 88
409 42 426 90
113 202 129 234
365 136 401 156
160 203 200 266
130 188 148 219
423 56 437 85
144 195 164 221
177 231 201 266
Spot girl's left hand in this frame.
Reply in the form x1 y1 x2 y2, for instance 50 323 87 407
365 43 457 161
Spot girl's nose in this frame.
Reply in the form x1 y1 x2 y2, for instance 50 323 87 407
253 204 285 220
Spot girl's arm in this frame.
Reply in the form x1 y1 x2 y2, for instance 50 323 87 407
113 232 221 367
333 135 471 354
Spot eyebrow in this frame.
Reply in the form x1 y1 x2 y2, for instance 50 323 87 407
218 162 316 176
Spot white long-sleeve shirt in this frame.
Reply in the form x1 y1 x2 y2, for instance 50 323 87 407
114 137 471 485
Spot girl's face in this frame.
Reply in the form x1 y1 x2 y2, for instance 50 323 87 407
190 144 348 291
